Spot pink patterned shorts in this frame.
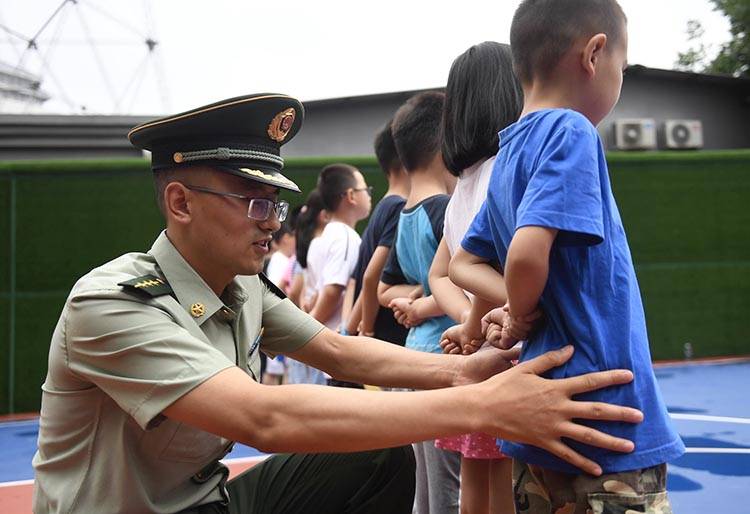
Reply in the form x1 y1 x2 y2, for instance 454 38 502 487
435 432 507 459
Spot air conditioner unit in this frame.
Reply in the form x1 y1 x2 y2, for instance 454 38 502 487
613 119 657 150
664 119 703 149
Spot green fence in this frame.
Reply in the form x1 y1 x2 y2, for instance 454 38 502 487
1 151 749 414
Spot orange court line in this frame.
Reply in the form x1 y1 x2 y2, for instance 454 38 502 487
0 481 33 514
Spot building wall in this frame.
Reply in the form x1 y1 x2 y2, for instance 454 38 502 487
283 92 419 158
601 74 750 150
0 114 147 160
285 73 750 157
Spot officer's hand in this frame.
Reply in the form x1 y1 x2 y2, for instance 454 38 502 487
478 346 643 476
453 345 520 385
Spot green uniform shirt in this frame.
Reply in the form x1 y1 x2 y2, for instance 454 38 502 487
32 231 324 514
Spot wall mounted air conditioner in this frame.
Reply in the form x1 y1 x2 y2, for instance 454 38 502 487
613 119 657 150
664 119 703 149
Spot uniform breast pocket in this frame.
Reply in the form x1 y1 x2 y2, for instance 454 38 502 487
157 422 226 463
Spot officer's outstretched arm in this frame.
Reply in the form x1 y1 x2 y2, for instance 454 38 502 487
163 345 641 476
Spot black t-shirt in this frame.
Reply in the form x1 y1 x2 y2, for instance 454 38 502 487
352 194 408 345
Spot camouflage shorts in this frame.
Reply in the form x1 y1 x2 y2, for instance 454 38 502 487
512 459 673 514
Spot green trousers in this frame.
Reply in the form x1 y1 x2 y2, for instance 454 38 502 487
184 446 416 514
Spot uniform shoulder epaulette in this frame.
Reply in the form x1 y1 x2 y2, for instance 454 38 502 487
118 274 173 297
259 273 287 299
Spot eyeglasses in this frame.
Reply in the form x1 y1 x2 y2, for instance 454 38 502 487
350 186 373 197
185 185 289 222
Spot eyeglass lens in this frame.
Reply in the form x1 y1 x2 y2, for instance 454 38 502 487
248 199 288 222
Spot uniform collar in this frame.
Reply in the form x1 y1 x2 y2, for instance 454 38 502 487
149 231 248 326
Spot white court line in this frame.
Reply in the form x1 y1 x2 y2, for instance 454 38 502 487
685 448 750 454
670 413 750 424
0 479 33 488
0 419 39 428
222 455 270 465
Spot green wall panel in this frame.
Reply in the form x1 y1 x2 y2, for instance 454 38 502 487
0 151 748 413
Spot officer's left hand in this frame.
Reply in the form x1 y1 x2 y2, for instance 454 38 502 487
452 345 520 386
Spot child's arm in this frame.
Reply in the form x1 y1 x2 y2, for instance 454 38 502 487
287 272 304 307
345 285 362 335
505 226 558 317
341 278 357 333
377 282 421 307
309 284 345 325
449 247 507 305
377 241 420 307
354 245 391 335
403 294 444 326
428 238 471 322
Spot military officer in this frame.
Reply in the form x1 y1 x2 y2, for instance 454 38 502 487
33 93 643 514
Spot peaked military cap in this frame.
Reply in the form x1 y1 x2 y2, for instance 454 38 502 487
128 93 304 192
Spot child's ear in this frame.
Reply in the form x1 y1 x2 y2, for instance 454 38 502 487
582 33 607 77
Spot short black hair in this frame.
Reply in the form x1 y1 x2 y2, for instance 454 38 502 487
294 189 326 268
317 163 359 212
510 0 627 85
391 91 445 172
442 42 523 176
373 120 402 176
153 168 181 217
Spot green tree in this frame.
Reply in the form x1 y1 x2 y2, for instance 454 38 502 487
708 0 749 76
675 0 749 77
675 19 709 71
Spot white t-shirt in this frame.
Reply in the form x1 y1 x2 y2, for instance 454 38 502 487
265 251 291 287
444 156 496 300
444 156 495 256
306 221 361 330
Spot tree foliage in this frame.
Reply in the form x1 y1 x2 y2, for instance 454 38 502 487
675 0 749 77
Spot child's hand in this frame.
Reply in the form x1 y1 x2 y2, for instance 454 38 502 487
403 297 429 328
439 323 483 355
389 297 413 327
482 305 510 348
440 325 464 354
483 304 543 349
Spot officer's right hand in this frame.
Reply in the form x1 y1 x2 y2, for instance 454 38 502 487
478 345 643 476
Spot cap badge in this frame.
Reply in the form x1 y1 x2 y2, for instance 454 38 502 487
190 303 206 318
267 108 296 142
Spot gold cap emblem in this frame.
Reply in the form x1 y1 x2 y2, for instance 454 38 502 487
190 303 205 318
267 108 296 142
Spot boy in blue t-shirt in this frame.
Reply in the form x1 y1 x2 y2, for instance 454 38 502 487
378 92 460 514
451 1 684 512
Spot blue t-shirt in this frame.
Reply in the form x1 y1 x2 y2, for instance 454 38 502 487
352 194 409 345
381 195 454 353
463 109 684 473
